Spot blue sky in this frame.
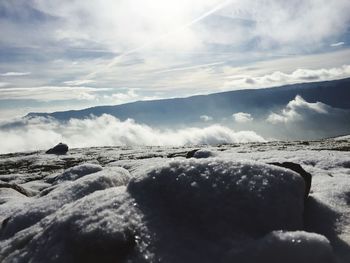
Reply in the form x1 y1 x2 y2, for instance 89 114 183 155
1 0 350 120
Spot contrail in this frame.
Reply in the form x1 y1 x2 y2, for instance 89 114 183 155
154 61 225 74
85 0 233 80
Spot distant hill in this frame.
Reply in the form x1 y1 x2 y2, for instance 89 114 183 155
27 78 350 127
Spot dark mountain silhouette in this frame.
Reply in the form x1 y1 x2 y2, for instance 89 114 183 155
27 78 350 127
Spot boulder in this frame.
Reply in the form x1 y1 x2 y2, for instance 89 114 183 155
46 143 69 155
185 149 200 158
269 162 312 200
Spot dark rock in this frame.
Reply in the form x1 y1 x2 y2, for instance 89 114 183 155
1 216 11 230
269 162 312 200
71 228 136 263
46 143 69 155
186 149 200 158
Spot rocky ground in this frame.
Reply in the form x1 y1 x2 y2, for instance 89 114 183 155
1 138 350 262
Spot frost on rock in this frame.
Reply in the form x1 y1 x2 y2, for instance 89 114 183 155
0 187 143 263
50 163 103 184
0 155 342 263
129 159 305 237
1 165 131 239
253 230 334 263
0 188 28 205
124 158 314 262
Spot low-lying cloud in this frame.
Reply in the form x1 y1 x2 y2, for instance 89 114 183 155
0 114 265 154
233 112 253 123
267 96 329 124
266 95 350 139
200 115 213 122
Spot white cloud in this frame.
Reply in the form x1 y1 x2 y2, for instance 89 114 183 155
0 114 265 153
14 0 349 80
266 95 350 128
331 42 345 47
102 89 160 105
0 72 31 77
110 89 138 101
0 86 107 101
233 112 253 123
267 95 329 124
225 65 350 89
63 80 96 86
200 115 213 122
264 95 350 139
1 0 350 112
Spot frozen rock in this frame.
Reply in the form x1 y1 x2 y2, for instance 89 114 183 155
254 230 334 263
51 163 103 184
185 149 200 158
45 143 68 155
128 159 306 238
193 149 216 159
269 162 312 200
0 187 142 263
0 188 28 205
1 166 131 239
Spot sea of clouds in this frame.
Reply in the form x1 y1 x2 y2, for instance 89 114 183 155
0 115 265 154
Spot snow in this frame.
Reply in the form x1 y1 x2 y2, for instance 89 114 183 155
0 188 28 205
0 166 131 239
253 230 334 263
0 140 350 262
50 163 103 184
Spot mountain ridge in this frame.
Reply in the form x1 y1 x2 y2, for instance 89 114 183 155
26 78 350 126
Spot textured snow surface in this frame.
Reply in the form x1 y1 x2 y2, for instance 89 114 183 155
0 140 350 262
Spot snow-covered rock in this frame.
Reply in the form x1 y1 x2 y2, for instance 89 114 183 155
129 159 305 237
50 163 103 184
0 187 143 263
193 149 216 158
1 165 131 239
1 140 350 262
244 230 334 263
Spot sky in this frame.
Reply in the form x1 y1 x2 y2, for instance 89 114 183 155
1 0 350 120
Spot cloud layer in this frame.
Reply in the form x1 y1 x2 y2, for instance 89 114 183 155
225 65 350 89
0 114 265 154
265 95 350 139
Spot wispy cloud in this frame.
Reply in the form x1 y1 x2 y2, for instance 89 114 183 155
0 72 31 77
330 42 345 47
0 86 107 101
1 0 350 119
63 80 96 86
224 64 350 89
154 62 225 74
